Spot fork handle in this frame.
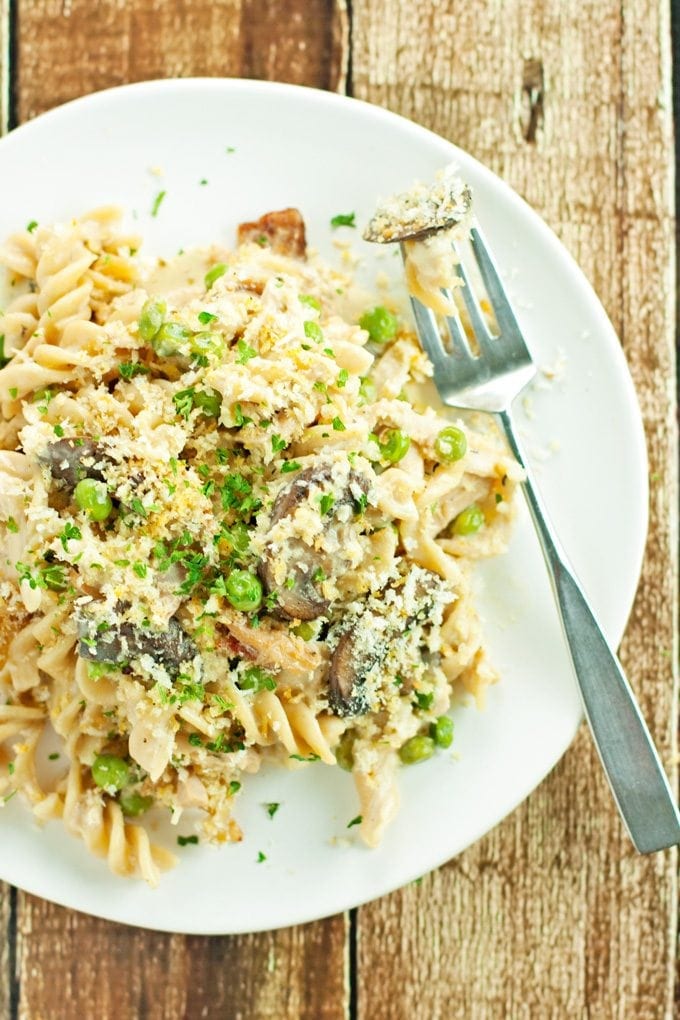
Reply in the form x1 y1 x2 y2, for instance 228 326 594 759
498 409 680 853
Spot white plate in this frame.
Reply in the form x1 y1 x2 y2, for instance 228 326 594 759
0 79 647 933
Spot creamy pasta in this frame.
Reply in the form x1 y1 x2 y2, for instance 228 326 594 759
0 203 520 884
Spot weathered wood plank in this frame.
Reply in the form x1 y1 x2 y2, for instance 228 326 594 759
14 0 346 123
17 901 347 1020
351 1 677 1018
1 3 15 1014
11 4 348 1020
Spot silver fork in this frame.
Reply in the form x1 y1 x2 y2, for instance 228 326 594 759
406 224 679 854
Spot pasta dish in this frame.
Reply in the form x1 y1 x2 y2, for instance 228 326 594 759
0 198 520 884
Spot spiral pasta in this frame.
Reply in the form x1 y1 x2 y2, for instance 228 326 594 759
0 199 520 881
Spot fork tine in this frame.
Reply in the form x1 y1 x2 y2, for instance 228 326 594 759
443 302 479 361
450 251 494 342
469 226 524 339
408 297 450 368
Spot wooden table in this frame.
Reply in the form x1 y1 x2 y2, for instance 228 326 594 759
0 2 677 1017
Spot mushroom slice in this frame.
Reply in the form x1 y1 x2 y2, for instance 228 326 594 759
258 465 370 621
77 614 197 679
41 438 112 490
327 627 379 717
237 208 307 258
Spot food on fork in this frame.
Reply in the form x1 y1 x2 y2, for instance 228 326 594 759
0 192 520 884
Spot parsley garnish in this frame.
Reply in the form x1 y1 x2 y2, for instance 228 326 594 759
173 387 196 420
280 460 301 474
319 493 335 515
59 521 82 550
118 361 149 380
9 387 17 399
48 752 60 761
233 403 253 427
132 562 147 579
347 815 362 828
289 753 321 762
53 423 65 437
266 802 280 818
151 190 166 217
26 220 38 233
414 690 434 711
129 498 148 518
236 339 257 364
330 212 356 228
6 517 18 534
299 294 321 311
336 368 349 388
177 835 199 846
304 321 323 343
228 780 241 795
238 666 276 693
198 310 217 325
271 434 287 453
257 851 267 862
332 417 346 432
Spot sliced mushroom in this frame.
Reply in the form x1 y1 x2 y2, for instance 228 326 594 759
237 208 307 258
326 567 448 717
77 614 197 678
41 438 111 490
327 628 377 717
258 465 369 621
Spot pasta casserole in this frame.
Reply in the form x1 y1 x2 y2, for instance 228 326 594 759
0 198 521 884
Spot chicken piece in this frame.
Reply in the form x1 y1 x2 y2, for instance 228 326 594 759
237 208 307 258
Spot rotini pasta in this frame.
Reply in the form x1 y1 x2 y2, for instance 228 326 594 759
0 199 521 882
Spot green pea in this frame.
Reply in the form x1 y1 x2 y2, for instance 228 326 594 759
152 321 192 357
435 426 467 463
223 569 263 612
334 733 355 772
119 791 154 816
358 376 376 405
359 305 398 344
205 263 228 289
191 330 225 360
379 428 410 463
92 754 130 792
399 735 435 765
452 503 485 536
193 389 222 418
430 715 454 749
138 298 166 342
223 522 249 556
74 478 112 522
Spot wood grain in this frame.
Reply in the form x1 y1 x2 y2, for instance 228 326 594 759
16 903 347 1020
10 4 348 1020
351 1 678 1018
14 0 346 123
0 7 15 1016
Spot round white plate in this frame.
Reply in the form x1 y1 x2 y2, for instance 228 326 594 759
0 79 647 933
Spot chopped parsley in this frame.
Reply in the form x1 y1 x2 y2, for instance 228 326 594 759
303 321 323 343
177 834 199 846
198 310 217 325
256 851 267 862
9 388 17 399
414 690 434 711
331 417 346 432
59 521 82 550
319 493 335 515
330 212 356 228
53 423 65 437
5 517 18 534
48 752 60 761
173 387 196 420
132 562 147 579
280 460 301 474
26 220 38 233
228 780 241 795
151 190 166 217
233 403 253 427
336 368 349 388
289 753 321 762
347 815 363 828
118 360 149 380
265 802 280 818
271 434 287 453
299 294 321 311
238 666 276 693
236 339 257 364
